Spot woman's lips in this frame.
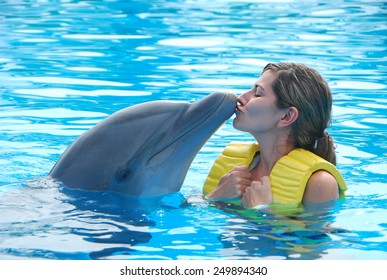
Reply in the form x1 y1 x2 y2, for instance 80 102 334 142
235 104 242 113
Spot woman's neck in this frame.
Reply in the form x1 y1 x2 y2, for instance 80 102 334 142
250 132 295 180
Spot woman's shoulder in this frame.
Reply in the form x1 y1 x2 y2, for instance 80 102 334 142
303 170 339 203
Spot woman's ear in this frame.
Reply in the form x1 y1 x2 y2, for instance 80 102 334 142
278 107 298 128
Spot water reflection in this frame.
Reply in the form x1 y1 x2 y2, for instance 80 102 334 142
0 179 156 259
209 200 386 260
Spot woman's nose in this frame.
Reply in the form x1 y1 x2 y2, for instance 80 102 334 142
237 90 250 106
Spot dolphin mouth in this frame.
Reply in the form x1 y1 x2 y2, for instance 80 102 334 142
147 92 237 164
189 92 237 132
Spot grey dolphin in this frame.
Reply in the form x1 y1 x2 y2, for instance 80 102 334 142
49 92 237 197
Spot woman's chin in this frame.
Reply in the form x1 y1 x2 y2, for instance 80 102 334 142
232 117 243 130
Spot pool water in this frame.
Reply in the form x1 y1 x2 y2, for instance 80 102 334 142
0 0 386 260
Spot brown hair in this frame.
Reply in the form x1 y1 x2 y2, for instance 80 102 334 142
262 62 336 165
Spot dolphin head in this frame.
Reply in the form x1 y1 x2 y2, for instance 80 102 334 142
49 92 237 197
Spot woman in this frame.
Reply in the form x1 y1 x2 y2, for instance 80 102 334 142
203 62 346 208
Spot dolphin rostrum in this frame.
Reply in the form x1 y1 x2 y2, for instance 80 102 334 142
49 92 237 197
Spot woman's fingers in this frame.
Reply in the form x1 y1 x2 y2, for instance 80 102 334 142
241 176 273 208
207 166 252 199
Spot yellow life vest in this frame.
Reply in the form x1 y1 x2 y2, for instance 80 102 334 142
203 142 347 206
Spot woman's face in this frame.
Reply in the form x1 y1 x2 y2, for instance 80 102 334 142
233 70 287 135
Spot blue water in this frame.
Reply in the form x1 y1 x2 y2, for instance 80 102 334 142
0 0 386 260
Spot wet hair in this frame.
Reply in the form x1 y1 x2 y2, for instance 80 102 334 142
262 62 336 165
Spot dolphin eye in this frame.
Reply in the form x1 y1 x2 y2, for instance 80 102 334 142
115 167 132 182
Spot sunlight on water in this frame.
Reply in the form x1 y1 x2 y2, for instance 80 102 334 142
158 38 225 47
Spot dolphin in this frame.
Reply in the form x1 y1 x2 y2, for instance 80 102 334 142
48 92 237 197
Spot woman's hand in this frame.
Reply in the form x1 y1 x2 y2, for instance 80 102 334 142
241 176 273 208
206 166 252 199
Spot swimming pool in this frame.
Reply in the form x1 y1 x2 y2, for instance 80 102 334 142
0 0 386 260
